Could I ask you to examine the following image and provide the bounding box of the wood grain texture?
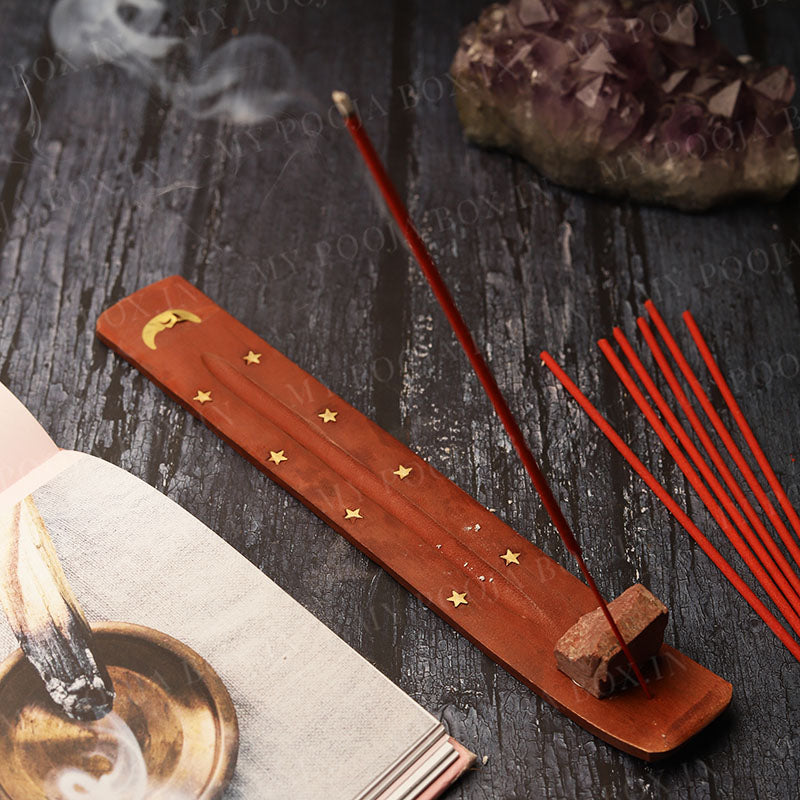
[1,0,799,797]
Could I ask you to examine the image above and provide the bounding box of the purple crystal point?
[580,41,616,74]
[752,67,793,103]
[662,69,689,94]
[518,0,556,27]
[451,0,799,211]
[708,80,742,119]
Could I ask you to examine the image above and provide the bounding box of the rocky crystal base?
[451,0,799,211]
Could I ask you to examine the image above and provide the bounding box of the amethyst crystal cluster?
[451,0,799,210]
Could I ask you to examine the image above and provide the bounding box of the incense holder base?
[0,622,238,800]
[555,584,669,699]
[96,276,733,761]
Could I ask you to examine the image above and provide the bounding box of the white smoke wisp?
[48,0,302,126]
[174,34,299,125]
[49,0,179,68]
[48,712,193,800]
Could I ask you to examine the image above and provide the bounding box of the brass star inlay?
[268,450,288,465]
[446,591,468,608]
[243,350,262,365]
[318,408,338,423]
[393,464,412,480]
[500,549,521,566]
[344,508,363,520]
[193,390,212,404]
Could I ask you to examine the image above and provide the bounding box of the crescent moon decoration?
[141,309,202,350]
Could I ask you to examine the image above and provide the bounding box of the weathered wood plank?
[0,0,798,798]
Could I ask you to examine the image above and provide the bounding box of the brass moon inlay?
[141,309,202,350]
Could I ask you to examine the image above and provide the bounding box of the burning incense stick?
[684,310,800,560]
[540,351,800,664]
[333,89,652,697]
[599,337,800,637]
[645,302,800,576]
[0,497,114,720]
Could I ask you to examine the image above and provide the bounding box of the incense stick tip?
[332,90,355,117]
[613,328,632,348]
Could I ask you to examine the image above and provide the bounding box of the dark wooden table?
[2,2,799,798]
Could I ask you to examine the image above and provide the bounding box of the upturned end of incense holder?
[0,622,238,800]
[555,584,668,699]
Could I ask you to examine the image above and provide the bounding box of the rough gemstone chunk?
[451,0,799,211]
[554,584,668,698]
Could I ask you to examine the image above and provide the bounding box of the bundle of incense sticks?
[332,90,652,696]
[542,302,800,664]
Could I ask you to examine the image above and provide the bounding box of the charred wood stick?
[0,496,114,720]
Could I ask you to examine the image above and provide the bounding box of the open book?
[0,383,473,799]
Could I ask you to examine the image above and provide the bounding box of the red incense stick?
[684,310,800,556]
[645,302,800,575]
[540,350,800,664]
[636,318,800,601]
[332,90,652,697]
[612,328,800,614]
[599,338,800,637]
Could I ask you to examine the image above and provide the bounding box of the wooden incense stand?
[96,276,732,761]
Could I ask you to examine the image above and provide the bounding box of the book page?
[0,384,61,494]
[0,455,445,799]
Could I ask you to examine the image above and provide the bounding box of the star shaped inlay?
[446,591,468,608]
[318,408,338,423]
[500,549,521,566]
[268,450,288,465]
[193,390,212,404]
[393,464,412,480]
[243,350,262,365]
[344,508,363,520]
